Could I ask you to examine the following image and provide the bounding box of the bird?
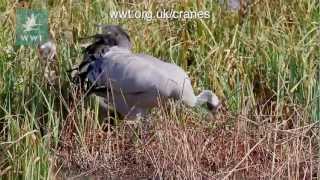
[72,25,221,119]
[38,39,58,86]
[38,40,57,61]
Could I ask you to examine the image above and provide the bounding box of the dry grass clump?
[52,104,319,179]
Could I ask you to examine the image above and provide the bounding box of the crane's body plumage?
[80,46,200,118]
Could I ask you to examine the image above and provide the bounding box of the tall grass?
[0,0,319,179]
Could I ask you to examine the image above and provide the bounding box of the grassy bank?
[0,0,319,179]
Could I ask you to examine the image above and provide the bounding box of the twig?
[222,136,266,180]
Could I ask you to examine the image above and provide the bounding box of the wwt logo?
[16,9,48,46]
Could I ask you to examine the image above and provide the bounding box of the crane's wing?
[79,48,169,97]
[77,46,192,100]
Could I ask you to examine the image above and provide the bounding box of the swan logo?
[22,14,41,32]
[16,9,48,46]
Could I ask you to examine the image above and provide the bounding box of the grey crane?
[73,25,221,119]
